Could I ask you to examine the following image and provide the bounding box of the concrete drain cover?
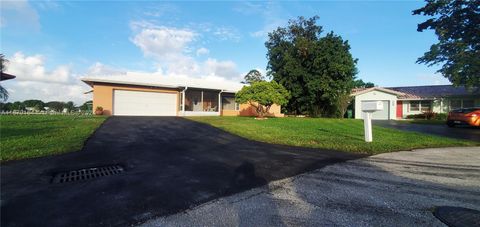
[433,206,480,227]
[52,165,124,183]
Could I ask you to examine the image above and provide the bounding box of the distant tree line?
[0,100,92,112]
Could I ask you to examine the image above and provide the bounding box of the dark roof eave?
[0,72,16,81]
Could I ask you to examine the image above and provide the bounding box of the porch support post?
[182,87,187,116]
[218,90,223,115]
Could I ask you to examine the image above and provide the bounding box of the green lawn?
[1,115,107,162]
[188,116,478,154]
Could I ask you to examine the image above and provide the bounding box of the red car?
[447,107,480,127]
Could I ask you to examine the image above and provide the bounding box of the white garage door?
[362,100,390,120]
[113,90,177,116]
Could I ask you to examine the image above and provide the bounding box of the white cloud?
[7,81,89,105]
[6,52,72,84]
[132,26,197,61]
[233,2,263,15]
[213,27,241,42]
[33,1,61,11]
[130,22,242,81]
[0,0,40,31]
[196,47,209,56]
[142,3,179,17]
[203,58,239,80]
[3,52,96,105]
[87,62,127,76]
[250,17,285,39]
[236,1,287,39]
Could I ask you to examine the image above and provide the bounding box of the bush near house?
[406,111,447,121]
[235,81,290,118]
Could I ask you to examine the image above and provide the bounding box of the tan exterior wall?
[221,109,240,116]
[92,83,179,116]
[221,103,284,117]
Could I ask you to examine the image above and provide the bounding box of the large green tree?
[235,81,290,118]
[242,69,265,84]
[413,0,480,88]
[353,79,375,88]
[80,101,93,111]
[46,101,65,112]
[266,16,357,117]
[23,99,45,111]
[10,101,25,111]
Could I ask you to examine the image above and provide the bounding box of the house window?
[222,95,239,110]
[450,100,461,110]
[185,90,202,111]
[420,100,432,112]
[463,99,474,108]
[202,91,218,112]
[184,90,219,112]
[410,101,419,111]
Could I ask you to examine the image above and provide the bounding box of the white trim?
[200,91,204,110]
[180,111,220,116]
[181,87,187,114]
[351,87,406,97]
[218,90,224,114]
[81,76,244,92]
[82,78,180,89]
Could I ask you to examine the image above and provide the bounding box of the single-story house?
[81,75,283,117]
[351,85,480,120]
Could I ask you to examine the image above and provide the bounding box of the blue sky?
[1,0,450,104]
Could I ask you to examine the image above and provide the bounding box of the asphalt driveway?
[374,120,480,142]
[142,146,480,226]
[1,117,363,227]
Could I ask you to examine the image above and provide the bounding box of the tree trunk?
[256,105,265,118]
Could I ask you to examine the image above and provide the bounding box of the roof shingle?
[388,85,479,99]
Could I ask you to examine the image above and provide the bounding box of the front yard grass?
[188,117,478,154]
[0,115,107,162]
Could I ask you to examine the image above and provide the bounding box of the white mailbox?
[361,101,384,143]
[362,101,384,112]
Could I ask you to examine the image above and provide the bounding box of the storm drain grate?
[52,165,124,183]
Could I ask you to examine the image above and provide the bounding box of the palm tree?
[0,54,9,102]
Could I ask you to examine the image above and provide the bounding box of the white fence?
[0,111,93,115]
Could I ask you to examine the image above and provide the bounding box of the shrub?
[406,113,425,119]
[423,111,436,120]
[406,111,446,120]
[235,81,290,118]
[434,113,448,121]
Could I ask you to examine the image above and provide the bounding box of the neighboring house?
[81,75,283,117]
[351,85,480,120]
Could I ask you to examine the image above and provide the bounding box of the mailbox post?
[361,101,384,142]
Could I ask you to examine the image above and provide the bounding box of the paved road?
[142,147,480,227]
[374,120,480,142]
[1,117,363,227]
